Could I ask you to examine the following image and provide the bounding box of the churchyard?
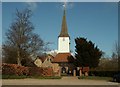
[1,2,119,86]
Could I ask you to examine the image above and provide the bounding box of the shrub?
[28,67,43,76]
[2,63,53,77]
[2,63,29,76]
[17,66,29,75]
[42,68,53,76]
[28,67,53,76]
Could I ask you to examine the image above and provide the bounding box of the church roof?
[36,56,46,63]
[36,55,54,63]
[59,9,69,37]
[52,53,74,63]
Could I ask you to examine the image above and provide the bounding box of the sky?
[2,2,118,57]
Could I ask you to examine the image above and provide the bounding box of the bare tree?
[3,9,45,66]
[113,41,119,57]
[113,41,120,71]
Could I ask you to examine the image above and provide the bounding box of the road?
[2,76,119,86]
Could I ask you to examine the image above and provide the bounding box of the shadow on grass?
[108,79,120,83]
[78,76,113,81]
[78,76,120,83]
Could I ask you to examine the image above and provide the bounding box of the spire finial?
[63,2,66,17]
[63,2,66,11]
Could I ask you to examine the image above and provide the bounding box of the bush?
[2,63,53,77]
[28,67,53,76]
[2,63,29,76]
[42,68,53,76]
[28,67,43,76]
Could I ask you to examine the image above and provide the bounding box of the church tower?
[58,8,70,53]
[53,6,74,74]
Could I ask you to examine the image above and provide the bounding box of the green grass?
[0,75,2,79]
[78,76,112,81]
[2,75,61,79]
[30,76,62,79]
[2,75,29,79]
[61,73,68,76]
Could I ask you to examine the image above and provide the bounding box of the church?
[33,7,89,76]
[52,8,75,75]
[34,6,75,75]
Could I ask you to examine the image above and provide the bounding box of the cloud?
[25,2,37,11]
[46,50,58,57]
[67,2,74,9]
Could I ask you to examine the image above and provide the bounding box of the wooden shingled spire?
[59,8,69,37]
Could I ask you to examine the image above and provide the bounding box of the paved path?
[62,76,78,80]
[2,76,119,85]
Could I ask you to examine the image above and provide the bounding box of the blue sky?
[2,2,118,57]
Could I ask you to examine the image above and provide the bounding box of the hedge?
[89,71,118,77]
[28,67,53,76]
[2,63,29,76]
[2,63,53,76]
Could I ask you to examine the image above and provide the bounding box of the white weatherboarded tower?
[58,9,70,53]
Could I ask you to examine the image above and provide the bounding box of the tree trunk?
[17,47,21,66]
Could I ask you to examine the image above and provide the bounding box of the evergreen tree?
[74,37,102,68]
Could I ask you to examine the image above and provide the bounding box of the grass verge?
[30,76,61,79]
[2,75,61,79]
[2,75,28,79]
[78,76,112,81]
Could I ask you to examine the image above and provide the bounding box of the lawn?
[78,76,112,81]
[2,75,28,79]
[2,75,61,79]
[0,74,1,79]
[30,76,62,79]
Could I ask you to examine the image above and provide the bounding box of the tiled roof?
[36,55,54,63]
[36,56,47,63]
[40,57,47,62]
[52,53,74,63]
